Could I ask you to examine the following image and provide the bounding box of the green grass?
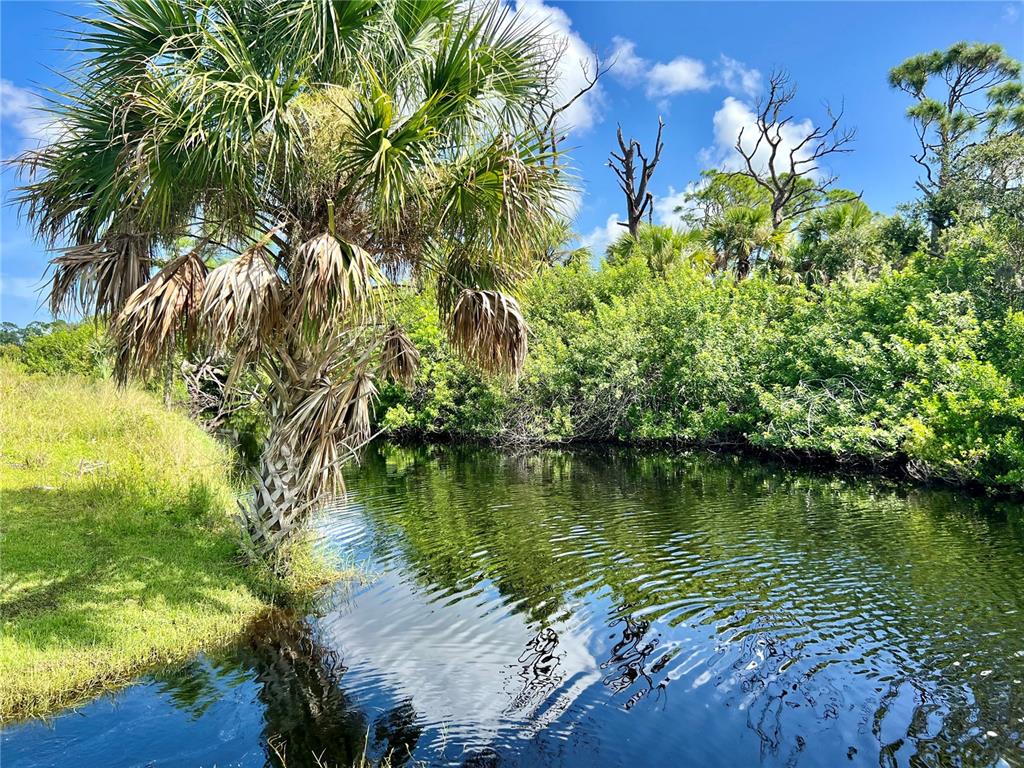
[0,363,338,722]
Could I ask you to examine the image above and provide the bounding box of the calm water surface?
[5,444,1024,767]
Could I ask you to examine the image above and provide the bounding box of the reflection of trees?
[350,442,1024,763]
[505,627,566,714]
[165,614,423,768]
[235,614,369,768]
[371,699,423,767]
[600,606,669,711]
[150,658,252,720]
[150,613,374,768]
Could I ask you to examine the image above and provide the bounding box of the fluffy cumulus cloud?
[512,0,605,133]
[1,79,62,149]
[579,212,623,256]
[646,56,712,98]
[653,184,701,226]
[700,96,816,175]
[609,36,647,85]
[606,41,762,102]
[717,56,763,98]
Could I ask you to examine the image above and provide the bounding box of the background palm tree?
[704,206,785,279]
[791,198,882,284]
[15,0,571,560]
[606,224,708,276]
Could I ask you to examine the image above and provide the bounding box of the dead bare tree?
[545,58,611,158]
[528,39,611,161]
[608,118,665,236]
[734,70,858,231]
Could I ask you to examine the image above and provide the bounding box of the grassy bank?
[0,363,332,722]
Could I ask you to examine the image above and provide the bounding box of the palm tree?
[792,199,881,284]
[703,206,785,279]
[606,223,706,276]
[15,0,570,560]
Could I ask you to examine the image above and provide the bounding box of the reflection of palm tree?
[372,700,423,767]
[149,657,254,721]
[235,614,368,768]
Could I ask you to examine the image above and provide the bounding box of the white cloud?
[513,0,605,133]
[1004,4,1020,23]
[579,212,623,256]
[1,80,62,149]
[646,56,712,98]
[718,55,763,98]
[602,42,761,104]
[653,184,699,226]
[700,96,817,176]
[0,274,42,303]
[319,566,601,745]
[609,36,647,84]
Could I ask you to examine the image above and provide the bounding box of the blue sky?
[1,0,1022,325]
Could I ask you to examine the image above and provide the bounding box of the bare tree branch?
[534,54,612,161]
[732,70,858,230]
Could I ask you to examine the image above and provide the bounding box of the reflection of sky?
[2,664,268,768]
[317,504,604,762]
[6,466,1024,768]
[310,495,932,768]
[319,569,601,757]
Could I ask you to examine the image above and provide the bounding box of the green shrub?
[376,222,1024,493]
[19,322,112,378]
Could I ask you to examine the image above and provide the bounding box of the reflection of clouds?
[317,569,600,754]
[324,447,1024,766]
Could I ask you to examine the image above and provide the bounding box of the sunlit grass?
[0,362,349,721]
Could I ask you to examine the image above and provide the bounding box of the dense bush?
[376,221,1024,492]
[6,321,112,378]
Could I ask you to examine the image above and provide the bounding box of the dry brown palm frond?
[292,232,384,325]
[279,370,378,499]
[48,233,152,318]
[449,289,528,377]
[380,324,419,387]
[112,247,208,382]
[202,246,284,351]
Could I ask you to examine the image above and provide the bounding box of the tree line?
[7,2,1024,573]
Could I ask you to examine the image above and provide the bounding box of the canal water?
[5,444,1024,767]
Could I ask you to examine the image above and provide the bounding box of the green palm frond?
[16,0,572,557]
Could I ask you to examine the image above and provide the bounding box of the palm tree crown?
[16,0,572,556]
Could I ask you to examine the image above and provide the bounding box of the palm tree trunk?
[239,393,305,563]
[737,250,751,280]
[240,449,304,562]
